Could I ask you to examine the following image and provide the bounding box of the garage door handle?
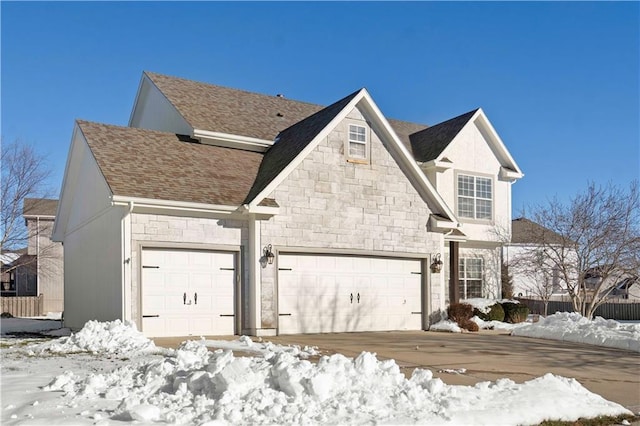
[142,315,159,318]
[279,313,292,316]
[194,292,197,305]
[183,292,186,304]
[357,293,360,303]
[350,293,353,304]
[220,314,235,317]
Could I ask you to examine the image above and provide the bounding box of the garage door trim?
[275,248,430,334]
[137,242,242,336]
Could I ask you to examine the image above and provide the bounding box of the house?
[52,72,522,337]
[503,217,570,299]
[584,267,639,302]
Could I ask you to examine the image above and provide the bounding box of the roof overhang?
[499,166,524,182]
[192,129,274,153]
[419,159,453,172]
[111,195,279,219]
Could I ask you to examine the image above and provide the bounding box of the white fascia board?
[420,159,453,172]
[499,166,524,181]
[52,124,83,242]
[192,129,274,153]
[248,90,367,208]
[111,195,238,215]
[429,215,458,231]
[359,90,459,224]
[474,109,524,176]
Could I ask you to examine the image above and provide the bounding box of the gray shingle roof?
[244,90,361,203]
[511,218,566,245]
[77,121,265,206]
[23,198,58,217]
[409,109,479,162]
[144,72,427,147]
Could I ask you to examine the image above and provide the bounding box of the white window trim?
[455,172,494,222]
[346,123,369,163]
[459,257,484,299]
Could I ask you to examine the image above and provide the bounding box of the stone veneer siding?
[259,106,442,328]
[130,213,248,329]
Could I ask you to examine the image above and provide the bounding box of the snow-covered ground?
[511,312,640,353]
[1,319,634,425]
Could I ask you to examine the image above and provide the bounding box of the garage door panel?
[278,254,422,334]
[141,249,236,337]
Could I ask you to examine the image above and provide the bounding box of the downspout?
[36,216,40,298]
[122,202,134,323]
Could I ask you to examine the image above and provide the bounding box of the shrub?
[459,319,479,332]
[0,312,13,318]
[448,303,473,324]
[501,302,529,323]
[473,303,505,322]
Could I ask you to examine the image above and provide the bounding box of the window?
[459,258,483,299]
[348,124,367,160]
[458,174,492,220]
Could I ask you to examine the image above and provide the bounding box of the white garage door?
[141,248,236,337]
[278,254,422,334]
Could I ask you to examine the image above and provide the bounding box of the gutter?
[192,129,274,152]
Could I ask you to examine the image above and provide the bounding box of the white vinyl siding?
[348,124,367,160]
[458,174,492,220]
[459,257,483,299]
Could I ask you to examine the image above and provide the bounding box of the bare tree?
[509,247,557,316]
[525,181,640,319]
[1,140,53,272]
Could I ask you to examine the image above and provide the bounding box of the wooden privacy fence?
[517,298,640,321]
[1,295,43,317]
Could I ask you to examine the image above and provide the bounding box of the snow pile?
[0,318,63,335]
[511,312,640,352]
[43,343,631,425]
[463,298,518,314]
[32,320,159,355]
[202,335,319,359]
[429,319,462,332]
[471,316,530,331]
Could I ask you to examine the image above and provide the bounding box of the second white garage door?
[141,248,236,337]
[278,254,422,334]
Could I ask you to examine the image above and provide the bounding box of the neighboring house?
[503,217,571,299]
[1,199,64,313]
[584,267,639,302]
[52,72,522,337]
[1,251,33,296]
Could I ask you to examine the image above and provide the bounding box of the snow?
[511,312,640,352]
[428,319,462,332]
[462,298,519,313]
[471,316,529,331]
[0,317,64,335]
[0,319,635,425]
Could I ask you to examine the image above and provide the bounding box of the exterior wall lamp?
[263,244,275,265]
[430,253,443,273]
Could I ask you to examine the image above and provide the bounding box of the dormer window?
[348,124,368,161]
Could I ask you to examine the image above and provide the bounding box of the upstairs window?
[458,174,492,220]
[348,124,367,160]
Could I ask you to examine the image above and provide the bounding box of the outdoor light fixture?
[263,244,275,265]
[430,253,443,273]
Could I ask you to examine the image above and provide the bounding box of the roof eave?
[192,129,274,153]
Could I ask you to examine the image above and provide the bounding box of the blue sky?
[2,1,638,215]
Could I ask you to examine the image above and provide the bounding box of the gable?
[243,89,457,224]
[262,104,437,252]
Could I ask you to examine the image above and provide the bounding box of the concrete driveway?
[154,330,640,413]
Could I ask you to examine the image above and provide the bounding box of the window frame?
[459,257,484,299]
[456,172,494,222]
[346,123,370,164]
